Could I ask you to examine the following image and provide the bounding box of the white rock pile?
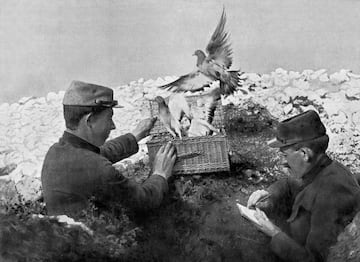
[1,68,360,203]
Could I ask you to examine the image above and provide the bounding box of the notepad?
[236,203,261,226]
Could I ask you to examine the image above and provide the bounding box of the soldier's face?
[90,108,116,146]
[280,145,306,178]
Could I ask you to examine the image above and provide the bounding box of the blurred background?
[1,0,360,103]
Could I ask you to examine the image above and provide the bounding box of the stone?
[319,73,330,82]
[330,70,350,84]
[18,96,34,104]
[284,86,303,99]
[332,111,348,124]
[15,175,42,202]
[0,179,19,206]
[345,88,360,100]
[283,103,293,114]
[293,79,310,89]
[57,90,65,99]
[315,88,328,98]
[46,91,58,102]
[289,71,301,79]
[273,68,290,87]
[310,69,327,80]
[348,72,360,79]
[351,111,360,126]
[301,69,314,80]
[245,73,261,83]
[143,79,155,86]
[0,163,17,177]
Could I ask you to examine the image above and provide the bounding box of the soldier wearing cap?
[246,110,360,262]
[41,80,177,217]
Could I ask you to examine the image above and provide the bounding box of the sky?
[1,0,360,103]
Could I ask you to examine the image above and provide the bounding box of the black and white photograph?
[1,0,360,261]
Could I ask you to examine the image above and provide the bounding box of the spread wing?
[205,8,233,69]
[158,71,213,93]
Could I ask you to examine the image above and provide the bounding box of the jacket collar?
[61,131,100,154]
[287,153,332,223]
[301,153,332,187]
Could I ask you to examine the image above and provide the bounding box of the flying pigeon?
[158,8,241,96]
[196,85,222,124]
[154,96,182,139]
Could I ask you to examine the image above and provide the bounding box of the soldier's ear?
[84,112,94,128]
[300,147,314,162]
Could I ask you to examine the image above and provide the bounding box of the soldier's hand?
[152,142,177,180]
[247,189,270,209]
[132,117,157,142]
[254,208,281,237]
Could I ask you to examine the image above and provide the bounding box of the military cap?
[267,110,327,148]
[62,80,122,108]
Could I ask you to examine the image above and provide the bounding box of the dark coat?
[266,154,360,262]
[41,131,168,217]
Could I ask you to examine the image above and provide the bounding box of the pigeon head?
[193,50,206,66]
[154,96,166,105]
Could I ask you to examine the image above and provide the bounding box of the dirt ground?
[121,104,285,262]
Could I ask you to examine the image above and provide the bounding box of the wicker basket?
[148,95,225,136]
[147,134,230,174]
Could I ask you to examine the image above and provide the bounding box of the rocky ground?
[1,68,360,261]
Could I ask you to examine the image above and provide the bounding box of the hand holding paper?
[236,203,281,237]
[236,203,262,226]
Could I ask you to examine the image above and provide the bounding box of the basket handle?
[176,151,203,161]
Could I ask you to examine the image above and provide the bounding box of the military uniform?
[266,154,360,262]
[41,80,170,217]
[41,131,168,216]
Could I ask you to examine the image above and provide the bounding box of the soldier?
[41,80,177,217]
[247,110,360,262]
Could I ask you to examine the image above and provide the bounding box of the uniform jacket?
[266,154,360,262]
[41,131,168,217]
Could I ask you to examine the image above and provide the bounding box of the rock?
[0,164,17,177]
[283,103,293,114]
[332,111,348,124]
[245,73,261,83]
[273,68,290,86]
[315,88,328,98]
[348,72,360,79]
[274,92,291,104]
[310,69,327,80]
[15,176,42,202]
[293,79,310,90]
[46,92,58,102]
[301,69,314,80]
[289,71,301,79]
[284,86,303,99]
[0,179,19,207]
[351,111,360,126]
[18,96,34,104]
[260,74,273,88]
[330,70,350,84]
[319,73,330,82]
[345,88,360,100]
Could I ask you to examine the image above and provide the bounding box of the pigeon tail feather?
[220,70,240,96]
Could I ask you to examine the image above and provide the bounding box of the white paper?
[236,203,261,226]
